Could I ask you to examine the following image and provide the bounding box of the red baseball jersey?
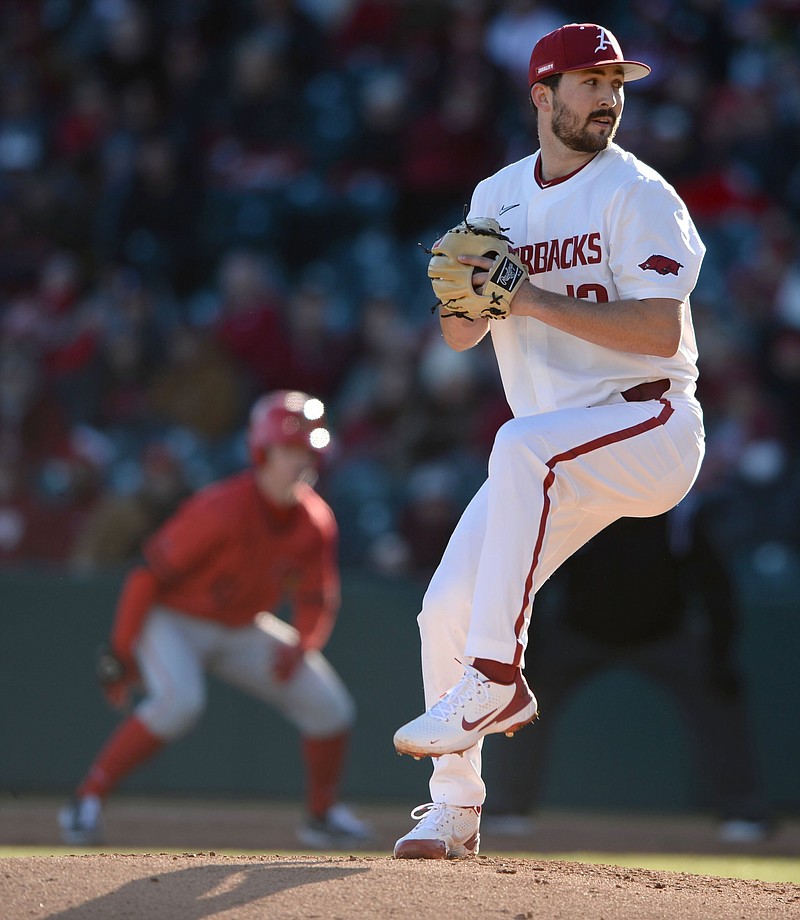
[143,471,339,641]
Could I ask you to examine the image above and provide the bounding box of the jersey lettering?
[566,283,609,302]
[514,232,602,275]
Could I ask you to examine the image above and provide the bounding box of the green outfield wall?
[1,565,798,813]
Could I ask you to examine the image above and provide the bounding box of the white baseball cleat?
[393,664,537,757]
[58,794,104,846]
[394,803,481,859]
[717,818,773,844]
[296,803,373,850]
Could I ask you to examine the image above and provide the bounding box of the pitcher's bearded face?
[551,93,620,152]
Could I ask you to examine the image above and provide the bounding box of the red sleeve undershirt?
[293,594,337,652]
[110,565,160,665]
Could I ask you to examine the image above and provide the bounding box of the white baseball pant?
[134,608,355,740]
[416,396,705,806]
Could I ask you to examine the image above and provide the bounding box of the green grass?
[529,852,800,884]
[1,847,798,884]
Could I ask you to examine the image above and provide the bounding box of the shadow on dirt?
[43,859,368,919]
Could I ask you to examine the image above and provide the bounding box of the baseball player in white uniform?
[392,23,706,858]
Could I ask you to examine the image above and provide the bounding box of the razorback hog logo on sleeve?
[638,254,684,276]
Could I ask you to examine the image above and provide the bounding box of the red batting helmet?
[247,390,331,466]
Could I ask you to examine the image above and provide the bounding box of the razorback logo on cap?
[594,27,613,53]
[638,254,684,276]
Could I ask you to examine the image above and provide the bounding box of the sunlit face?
[260,442,317,502]
[548,67,625,153]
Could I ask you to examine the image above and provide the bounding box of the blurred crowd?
[1,0,799,579]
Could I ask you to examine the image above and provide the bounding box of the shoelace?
[409,803,477,826]
[428,666,490,723]
[409,802,440,822]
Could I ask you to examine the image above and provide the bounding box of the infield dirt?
[1,798,798,919]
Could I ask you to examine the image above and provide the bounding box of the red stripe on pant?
[511,399,675,666]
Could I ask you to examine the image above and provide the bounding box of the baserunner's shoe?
[394,803,481,859]
[58,794,104,846]
[296,803,373,850]
[393,664,537,757]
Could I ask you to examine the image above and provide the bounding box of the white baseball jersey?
[469,142,705,416]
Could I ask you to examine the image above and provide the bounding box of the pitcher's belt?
[621,379,670,402]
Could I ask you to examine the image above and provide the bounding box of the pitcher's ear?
[530,82,551,112]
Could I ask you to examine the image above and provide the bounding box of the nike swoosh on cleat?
[463,691,535,734]
[499,203,520,215]
[461,709,499,732]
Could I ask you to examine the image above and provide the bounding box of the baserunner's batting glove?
[96,644,136,710]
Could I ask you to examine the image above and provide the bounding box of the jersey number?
[566,283,609,302]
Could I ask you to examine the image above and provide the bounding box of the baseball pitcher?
[392,23,706,859]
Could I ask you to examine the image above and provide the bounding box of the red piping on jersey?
[511,398,675,666]
[534,153,597,189]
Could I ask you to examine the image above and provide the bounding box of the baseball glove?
[95,645,125,685]
[96,644,137,710]
[427,216,527,320]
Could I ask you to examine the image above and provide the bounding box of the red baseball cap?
[528,23,651,86]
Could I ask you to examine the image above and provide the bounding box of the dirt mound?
[3,853,798,920]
